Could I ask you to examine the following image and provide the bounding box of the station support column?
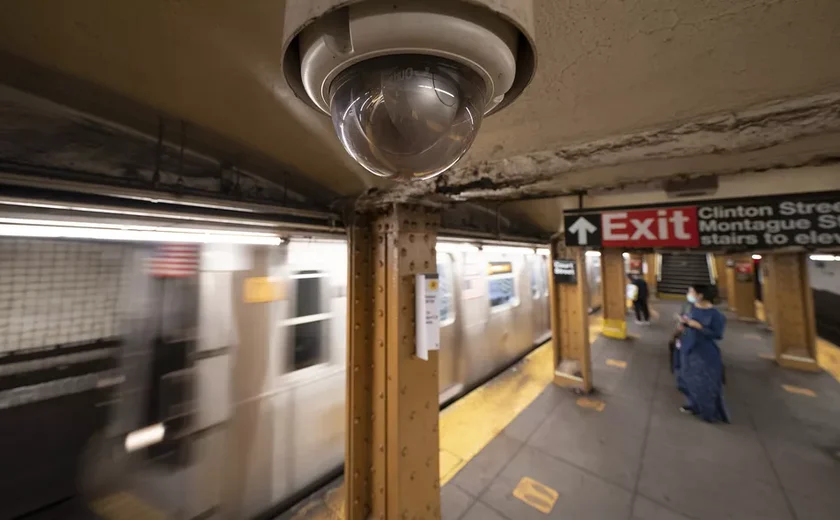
[548,239,592,392]
[763,253,820,372]
[726,254,757,320]
[643,253,658,296]
[345,205,441,520]
[759,258,775,328]
[713,255,729,300]
[600,249,628,339]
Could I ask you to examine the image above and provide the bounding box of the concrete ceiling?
[1,0,840,232]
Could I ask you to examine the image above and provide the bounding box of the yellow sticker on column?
[513,477,559,514]
[244,277,280,303]
[428,279,439,291]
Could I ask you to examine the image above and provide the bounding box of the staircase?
[658,252,713,296]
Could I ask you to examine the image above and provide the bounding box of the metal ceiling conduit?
[0,172,336,221]
[0,183,549,247]
[0,182,343,239]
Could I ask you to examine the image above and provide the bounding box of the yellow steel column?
[600,249,628,339]
[643,253,657,296]
[766,252,820,372]
[729,254,757,320]
[713,255,729,301]
[724,256,737,310]
[548,239,592,392]
[760,256,776,327]
[345,205,441,520]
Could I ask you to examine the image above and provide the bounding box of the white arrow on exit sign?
[568,217,598,245]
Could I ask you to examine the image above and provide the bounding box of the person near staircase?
[627,273,650,325]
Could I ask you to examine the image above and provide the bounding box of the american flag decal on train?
[147,244,199,277]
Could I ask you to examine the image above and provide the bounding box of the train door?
[81,245,199,517]
[485,254,522,365]
[437,253,459,400]
[529,254,550,343]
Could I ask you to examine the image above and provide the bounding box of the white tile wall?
[0,239,131,353]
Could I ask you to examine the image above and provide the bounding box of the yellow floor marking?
[782,384,817,397]
[758,353,776,360]
[439,449,463,482]
[744,333,763,341]
[512,476,559,514]
[90,492,168,520]
[606,359,627,369]
[576,397,606,412]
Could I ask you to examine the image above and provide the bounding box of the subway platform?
[287,300,840,520]
[440,300,840,520]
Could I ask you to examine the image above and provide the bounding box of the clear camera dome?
[329,55,487,181]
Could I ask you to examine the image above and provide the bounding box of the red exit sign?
[602,206,700,247]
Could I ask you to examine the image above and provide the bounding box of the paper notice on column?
[415,273,441,361]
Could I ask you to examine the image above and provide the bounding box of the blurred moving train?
[0,235,602,519]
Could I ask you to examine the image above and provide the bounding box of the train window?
[436,254,454,323]
[287,270,330,372]
[488,261,517,308]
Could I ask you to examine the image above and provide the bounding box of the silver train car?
[76,238,602,519]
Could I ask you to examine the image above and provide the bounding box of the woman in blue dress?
[677,284,730,423]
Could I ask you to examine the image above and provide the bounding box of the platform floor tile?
[479,445,634,520]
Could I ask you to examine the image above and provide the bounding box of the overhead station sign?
[564,191,840,250]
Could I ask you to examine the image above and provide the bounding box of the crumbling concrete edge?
[358,91,840,206]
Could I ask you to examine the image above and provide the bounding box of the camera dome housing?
[281,0,537,182]
[330,55,487,180]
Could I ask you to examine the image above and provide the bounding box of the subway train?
[0,236,601,519]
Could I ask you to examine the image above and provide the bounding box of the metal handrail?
[656,253,663,282]
[705,253,716,284]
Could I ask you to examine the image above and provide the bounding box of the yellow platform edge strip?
[439,316,603,485]
[90,492,168,520]
[817,338,840,383]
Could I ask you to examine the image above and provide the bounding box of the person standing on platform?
[678,284,730,423]
[671,299,693,402]
[627,273,650,325]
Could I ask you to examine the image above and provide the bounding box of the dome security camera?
[281,0,537,182]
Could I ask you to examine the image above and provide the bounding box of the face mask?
[687,294,697,304]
